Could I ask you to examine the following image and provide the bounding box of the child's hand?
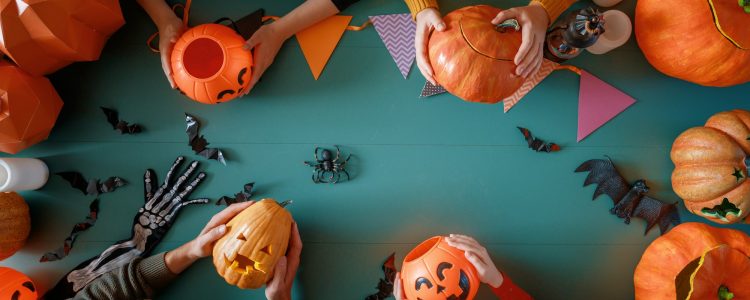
[393,272,405,300]
[265,222,303,300]
[492,3,550,78]
[157,15,186,89]
[446,234,505,288]
[243,23,290,96]
[414,8,446,85]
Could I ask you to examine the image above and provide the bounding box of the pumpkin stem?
[278,200,293,207]
[741,0,750,12]
[719,286,735,300]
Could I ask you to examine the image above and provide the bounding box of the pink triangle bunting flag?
[370,14,416,79]
[577,70,636,142]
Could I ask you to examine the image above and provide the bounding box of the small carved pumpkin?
[400,236,480,300]
[212,199,292,289]
[428,5,524,103]
[671,109,750,224]
[634,222,750,299]
[171,24,253,104]
[0,192,31,261]
[0,267,37,300]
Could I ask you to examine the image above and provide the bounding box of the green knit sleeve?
[73,252,178,300]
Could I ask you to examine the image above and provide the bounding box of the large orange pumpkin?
[171,24,253,104]
[0,60,64,154]
[671,109,750,224]
[0,267,37,300]
[635,0,750,87]
[0,0,124,75]
[0,192,30,260]
[400,236,480,300]
[212,199,292,289]
[428,5,524,103]
[634,222,750,300]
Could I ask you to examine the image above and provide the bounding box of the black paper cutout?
[518,127,560,152]
[101,107,142,134]
[40,199,99,262]
[235,8,265,39]
[366,253,397,300]
[57,172,127,196]
[185,113,226,165]
[575,156,681,235]
[217,182,255,206]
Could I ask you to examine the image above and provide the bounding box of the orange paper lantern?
[0,267,37,300]
[171,24,253,104]
[428,5,524,103]
[0,60,63,154]
[635,0,750,87]
[400,236,480,300]
[0,0,124,75]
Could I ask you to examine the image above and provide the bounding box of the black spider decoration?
[304,146,351,184]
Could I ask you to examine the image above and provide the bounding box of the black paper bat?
[518,127,560,152]
[217,182,255,206]
[57,172,127,196]
[40,199,99,262]
[185,113,226,165]
[365,253,397,300]
[236,8,265,39]
[101,107,142,134]
[575,157,680,235]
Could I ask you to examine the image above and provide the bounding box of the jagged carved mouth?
[458,18,515,62]
[224,254,265,275]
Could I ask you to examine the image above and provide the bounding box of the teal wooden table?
[2,0,749,299]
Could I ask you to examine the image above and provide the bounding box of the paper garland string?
[370,14,416,79]
[40,199,99,262]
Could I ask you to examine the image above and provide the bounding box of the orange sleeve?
[530,0,577,23]
[404,0,439,18]
[491,273,534,300]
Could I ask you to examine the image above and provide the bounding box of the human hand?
[157,14,186,89]
[187,201,257,259]
[265,222,303,300]
[393,272,405,300]
[242,23,290,95]
[492,3,550,78]
[414,8,446,85]
[446,234,504,288]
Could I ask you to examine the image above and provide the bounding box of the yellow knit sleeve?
[404,0,439,18]
[530,0,577,23]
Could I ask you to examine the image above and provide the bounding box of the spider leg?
[314,147,321,161]
[332,171,340,184]
[333,145,342,162]
[318,170,330,183]
[312,168,321,183]
[343,170,350,181]
[345,154,351,162]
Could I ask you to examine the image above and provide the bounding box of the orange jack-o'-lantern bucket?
[400,236,480,300]
[0,267,37,300]
[171,23,253,104]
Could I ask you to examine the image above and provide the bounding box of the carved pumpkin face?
[671,109,750,224]
[171,23,253,104]
[0,267,37,300]
[401,236,479,300]
[212,199,292,289]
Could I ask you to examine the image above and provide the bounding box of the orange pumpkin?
[171,24,253,104]
[0,0,124,75]
[400,236,480,300]
[634,222,750,299]
[0,267,37,300]
[212,199,292,289]
[428,5,524,103]
[671,109,750,224]
[635,0,750,87]
[0,60,64,154]
[0,192,30,261]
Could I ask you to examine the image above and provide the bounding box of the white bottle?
[0,158,49,192]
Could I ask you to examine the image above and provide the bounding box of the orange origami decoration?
[0,0,124,75]
[0,60,63,154]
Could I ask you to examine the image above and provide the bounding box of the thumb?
[492,9,517,25]
[272,256,288,284]
[434,20,446,32]
[244,31,262,50]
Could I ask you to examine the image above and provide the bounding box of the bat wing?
[57,172,90,195]
[633,196,680,235]
[575,158,630,204]
[100,107,119,129]
[518,127,561,153]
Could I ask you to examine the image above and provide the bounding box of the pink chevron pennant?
[370,14,416,79]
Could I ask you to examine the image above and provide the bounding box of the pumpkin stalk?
[279,200,293,208]
[741,0,750,12]
[719,286,734,300]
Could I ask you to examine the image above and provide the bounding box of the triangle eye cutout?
[237,232,247,241]
[260,245,272,255]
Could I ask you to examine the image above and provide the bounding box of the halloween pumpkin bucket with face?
[0,267,37,300]
[212,199,292,289]
[428,5,524,104]
[171,23,253,104]
[401,236,480,300]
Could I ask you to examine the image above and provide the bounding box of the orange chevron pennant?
[503,59,559,112]
[296,15,353,80]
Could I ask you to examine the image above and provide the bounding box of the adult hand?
[414,8,445,85]
[492,3,550,78]
[158,15,186,89]
[393,272,405,300]
[446,234,504,288]
[265,222,303,300]
[243,23,290,95]
[187,201,257,259]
